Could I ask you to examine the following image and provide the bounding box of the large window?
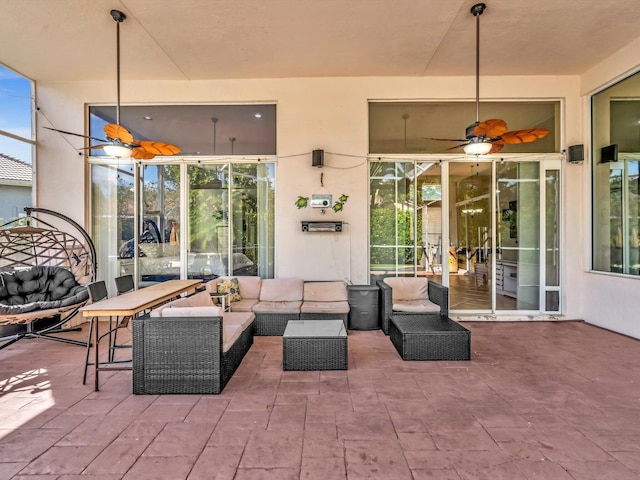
[0,64,34,224]
[369,101,558,155]
[90,104,276,290]
[592,72,640,276]
[89,104,276,157]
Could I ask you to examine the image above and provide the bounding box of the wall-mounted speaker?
[312,149,324,168]
[600,144,618,163]
[567,144,584,163]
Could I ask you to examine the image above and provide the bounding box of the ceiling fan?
[45,10,181,160]
[425,3,550,155]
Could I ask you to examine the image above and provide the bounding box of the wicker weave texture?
[133,316,253,394]
[298,312,348,329]
[222,320,254,385]
[283,336,347,370]
[389,314,470,361]
[254,313,298,336]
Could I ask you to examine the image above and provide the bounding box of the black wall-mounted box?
[312,149,324,167]
[301,221,343,232]
[567,144,584,163]
[601,144,618,163]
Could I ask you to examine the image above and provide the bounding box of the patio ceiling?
[1,0,640,82]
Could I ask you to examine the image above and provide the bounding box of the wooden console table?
[80,279,202,391]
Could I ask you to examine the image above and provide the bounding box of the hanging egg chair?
[0,207,96,349]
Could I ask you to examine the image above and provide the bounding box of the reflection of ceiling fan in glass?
[425,3,550,155]
[45,10,181,160]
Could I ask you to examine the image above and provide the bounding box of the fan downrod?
[470,3,486,16]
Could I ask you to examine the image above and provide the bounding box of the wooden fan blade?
[442,143,468,152]
[131,147,155,160]
[501,128,550,144]
[489,140,505,154]
[136,140,182,156]
[79,144,112,150]
[423,136,468,142]
[44,127,107,143]
[474,119,508,138]
[104,123,134,144]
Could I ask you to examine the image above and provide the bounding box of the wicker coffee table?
[389,314,470,361]
[283,320,348,371]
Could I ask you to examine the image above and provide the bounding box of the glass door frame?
[444,156,562,315]
[446,159,493,313]
[368,154,563,315]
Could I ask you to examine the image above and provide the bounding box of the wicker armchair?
[376,277,449,334]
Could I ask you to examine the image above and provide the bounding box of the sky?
[0,64,33,164]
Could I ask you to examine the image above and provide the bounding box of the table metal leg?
[94,315,100,391]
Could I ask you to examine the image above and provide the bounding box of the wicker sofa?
[132,291,255,394]
[204,277,350,336]
[376,277,449,334]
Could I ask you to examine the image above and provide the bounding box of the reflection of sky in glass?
[0,65,33,163]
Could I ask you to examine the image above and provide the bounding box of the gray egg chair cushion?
[0,266,89,315]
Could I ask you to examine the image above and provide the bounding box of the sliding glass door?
[369,161,442,280]
[449,161,492,310]
[495,161,540,310]
[369,157,561,314]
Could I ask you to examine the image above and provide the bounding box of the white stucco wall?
[579,37,640,339]
[35,75,585,318]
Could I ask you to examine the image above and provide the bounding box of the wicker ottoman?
[283,320,348,371]
[389,314,470,361]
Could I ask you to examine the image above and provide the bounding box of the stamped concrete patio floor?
[1,320,640,479]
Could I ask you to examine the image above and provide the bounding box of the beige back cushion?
[204,278,222,294]
[384,277,429,301]
[236,276,262,299]
[150,305,223,317]
[151,290,213,316]
[170,291,214,308]
[161,306,223,317]
[259,278,304,301]
[303,281,348,302]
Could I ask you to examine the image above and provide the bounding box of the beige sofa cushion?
[231,298,259,312]
[300,300,350,314]
[204,277,223,293]
[392,299,440,313]
[259,278,304,302]
[171,290,214,308]
[223,324,242,352]
[150,291,215,316]
[150,305,223,318]
[223,311,255,330]
[303,281,348,302]
[384,277,429,301]
[236,276,262,300]
[253,300,302,314]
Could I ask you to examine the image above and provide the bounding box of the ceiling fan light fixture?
[103,144,133,158]
[463,139,492,156]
